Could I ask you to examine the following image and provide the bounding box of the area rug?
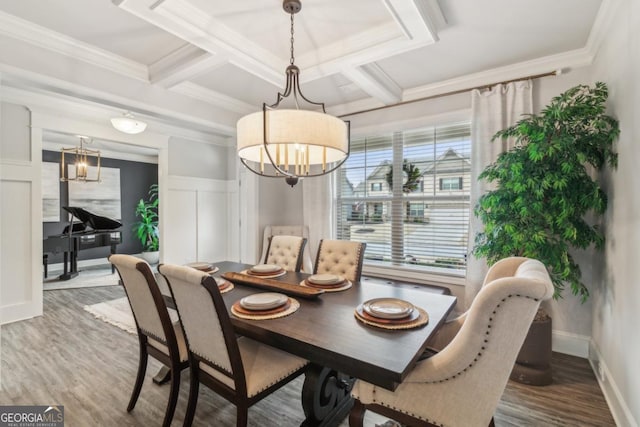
[44,265,120,291]
[84,297,136,334]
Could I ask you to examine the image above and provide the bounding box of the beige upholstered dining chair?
[313,239,366,282]
[260,225,313,272]
[109,254,188,427]
[349,257,554,427]
[263,235,307,272]
[158,263,309,427]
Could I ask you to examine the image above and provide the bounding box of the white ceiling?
[0,0,604,137]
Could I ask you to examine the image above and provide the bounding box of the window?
[440,177,463,190]
[336,122,471,274]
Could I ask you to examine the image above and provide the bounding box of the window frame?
[336,114,471,280]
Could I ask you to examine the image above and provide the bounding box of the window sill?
[362,263,466,288]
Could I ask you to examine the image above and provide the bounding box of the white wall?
[163,137,238,266]
[588,0,640,424]
[168,137,231,180]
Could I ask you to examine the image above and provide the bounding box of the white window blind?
[336,122,471,274]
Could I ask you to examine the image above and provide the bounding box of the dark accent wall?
[42,150,158,263]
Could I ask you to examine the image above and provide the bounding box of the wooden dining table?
[204,261,458,427]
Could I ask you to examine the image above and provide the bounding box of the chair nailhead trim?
[371,396,444,427]
[426,294,537,385]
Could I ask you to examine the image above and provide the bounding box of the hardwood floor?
[0,286,615,426]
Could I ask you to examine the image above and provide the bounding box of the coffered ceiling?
[0,0,605,137]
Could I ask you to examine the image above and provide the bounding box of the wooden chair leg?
[183,363,200,427]
[127,343,149,412]
[162,367,180,427]
[236,405,248,427]
[349,399,366,427]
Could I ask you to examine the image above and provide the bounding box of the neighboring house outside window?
[336,123,471,274]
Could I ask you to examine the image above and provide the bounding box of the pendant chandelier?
[60,136,101,183]
[236,0,350,187]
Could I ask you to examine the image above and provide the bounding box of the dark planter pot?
[510,310,552,385]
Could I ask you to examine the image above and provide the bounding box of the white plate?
[186,262,214,271]
[250,264,282,273]
[240,292,288,310]
[308,274,342,285]
[363,298,414,319]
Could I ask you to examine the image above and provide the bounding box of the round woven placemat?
[299,279,352,292]
[218,281,234,294]
[240,269,287,279]
[354,306,429,330]
[231,298,300,320]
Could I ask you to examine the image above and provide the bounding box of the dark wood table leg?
[152,366,171,385]
[301,364,355,427]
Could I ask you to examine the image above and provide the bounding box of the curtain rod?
[338,70,561,118]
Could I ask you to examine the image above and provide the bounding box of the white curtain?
[466,80,533,308]
[302,173,336,265]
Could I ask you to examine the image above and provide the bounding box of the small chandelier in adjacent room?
[111,111,147,134]
[236,0,350,187]
[60,136,101,182]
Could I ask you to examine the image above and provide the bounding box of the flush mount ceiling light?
[60,136,101,183]
[111,111,147,134]
[236,0,350,187]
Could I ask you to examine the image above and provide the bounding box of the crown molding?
[403,47,594,101]
[585,0,620,58]
[0,67,236,138]
[0,10,148,82]
[170,81,254,116]
[327,46,595,117]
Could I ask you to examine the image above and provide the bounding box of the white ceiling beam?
[381,0,443,42]
[149,44,227,88]
[0,9,148,82]
[341,64,402,105]
[170,82,255,116]
[115,0,284,87]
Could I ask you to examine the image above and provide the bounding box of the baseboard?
[589,340,639,427]
[552,330,589,358]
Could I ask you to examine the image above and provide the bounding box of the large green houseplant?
[474,82,618,302]
[473,82,618,385]
[134,183,159,263]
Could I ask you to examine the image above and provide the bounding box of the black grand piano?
[43,207,122,280]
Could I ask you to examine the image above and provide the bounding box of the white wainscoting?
[163,175,237,265]
[0,119,43,324]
